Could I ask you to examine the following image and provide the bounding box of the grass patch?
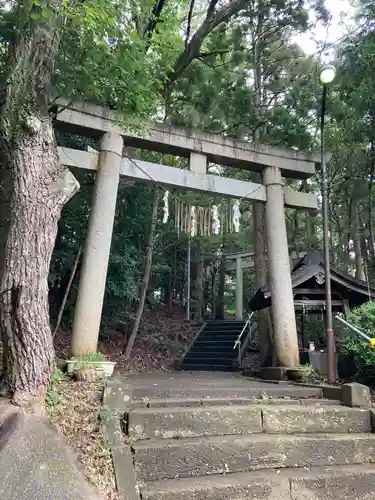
[46,368,66,416]
[71,352,107,369]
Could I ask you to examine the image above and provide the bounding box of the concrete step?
[184,352,237,360]
[188,344,234,353]
[140,464,375,500]
[200,329,243,334]
[205,321,246,327]
[128,405,372,441]
[182,359,236,366]
[261,405,372,434]
[180,364,234,372]
[131,397,340,409]
[131,386,323,400]
[128,405,262,440]
[194,340,234,345]
[132,433,375,481]
[198,334,239,340]
[182,357,234,365]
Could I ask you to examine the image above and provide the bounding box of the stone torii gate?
[55,100,319,368]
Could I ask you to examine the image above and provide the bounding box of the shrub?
[347,300,375,335]
[341,302,375,381]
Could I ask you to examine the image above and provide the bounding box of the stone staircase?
[180,320,246,371]
[125,397,375,499]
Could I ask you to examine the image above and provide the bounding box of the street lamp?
[319,64,336,384]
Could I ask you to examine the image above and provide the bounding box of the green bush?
[342,302,375,381]
[348,301,375,335]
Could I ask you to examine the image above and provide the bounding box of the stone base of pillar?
[259,367,288,381]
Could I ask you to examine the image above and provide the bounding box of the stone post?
[263,166,299,367]
[71,133,123,356]
[235,256,243,320]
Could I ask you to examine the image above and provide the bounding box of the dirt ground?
[54,306,198,374]
[49,379,118,500]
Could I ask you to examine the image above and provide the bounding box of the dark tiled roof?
[249,250,375,311]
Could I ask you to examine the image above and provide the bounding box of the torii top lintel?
[55,100,319,180]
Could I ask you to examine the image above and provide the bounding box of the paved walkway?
[0,402,100,500]
[107,372,322,411]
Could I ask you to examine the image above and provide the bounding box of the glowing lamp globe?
[319,65,336,85]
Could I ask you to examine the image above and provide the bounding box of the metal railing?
[335,314,375,348]
[233,312,255,365]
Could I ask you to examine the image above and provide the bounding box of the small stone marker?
[341,382,370,408]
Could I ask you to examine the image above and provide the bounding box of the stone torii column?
[263,166,299,367]
[71,132,123,356]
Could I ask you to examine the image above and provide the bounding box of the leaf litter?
[50,379,118,500]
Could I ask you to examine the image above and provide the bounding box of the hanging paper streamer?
[172,200,236,237]
[162,190,169,223]
[212,205,220,235]
[190,205,197,237]
[232,201,240,233]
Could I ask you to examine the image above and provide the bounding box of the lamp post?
[319,64,336,384]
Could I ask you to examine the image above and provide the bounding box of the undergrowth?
[46,368,66,416]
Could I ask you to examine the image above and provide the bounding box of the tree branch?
[206,0,220,19]
[167,0,248,87]
[143,0,167,48]
[185,0,196,49]
[198,49,230,58]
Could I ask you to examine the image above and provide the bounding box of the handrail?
[233,312,254,365]
[179,322,207,366]
[239,321,257,360]
[335,314,375,348]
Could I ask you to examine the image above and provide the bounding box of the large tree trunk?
[0,169,11,284]
[0,1,79,412]
[352,199,365,281]
[167,247,177,316]
[215,254,226,320]
[251,9,271,366]
[191,253,204,321]
[124,189,159,360]
[253,202,270,366]
[0,121,78,412]
[368,142,375,269]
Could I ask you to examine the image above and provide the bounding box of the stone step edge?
[141,464,375,497]
[129,402,348,416]
[132,432,375,451]
[130,397,339,409]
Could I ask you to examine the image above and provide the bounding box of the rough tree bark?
[0,1,79,412]
[368,142,375,267]
[0,169,11,283]
[167,247,177,316]
[124,189,159,360]
[352,199,365,281]
[191,254,204,321]
[252,8,271,366]
[253,202,271,365]
[215,254,226,320]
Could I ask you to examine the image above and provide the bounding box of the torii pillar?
[264,166,299,367]
[71,132,123,356]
